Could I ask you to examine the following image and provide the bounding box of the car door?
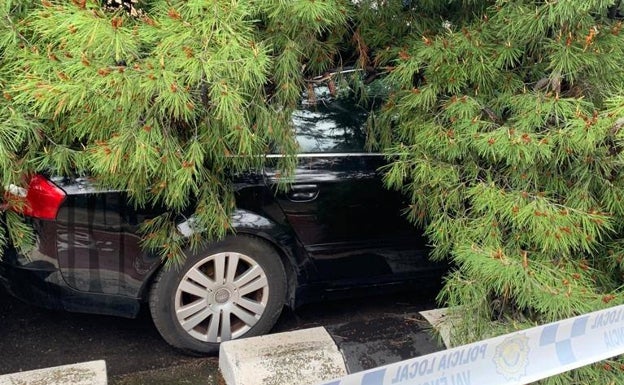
[266,90,433,286]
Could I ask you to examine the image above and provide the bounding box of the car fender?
[142,209,303,307]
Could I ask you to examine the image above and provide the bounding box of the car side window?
[293,85,370,154]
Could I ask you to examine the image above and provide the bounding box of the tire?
[149,236,287,355]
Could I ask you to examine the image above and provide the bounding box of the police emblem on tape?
[493,333,530,380]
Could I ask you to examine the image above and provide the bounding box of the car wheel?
[149,236,287,355]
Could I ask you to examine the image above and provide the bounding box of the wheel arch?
[211,208,302,308]
[140,209,301,308]
[233,231,299,309]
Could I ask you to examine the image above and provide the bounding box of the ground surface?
[0,285,440,384]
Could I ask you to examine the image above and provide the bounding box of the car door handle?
[287,184,319,202]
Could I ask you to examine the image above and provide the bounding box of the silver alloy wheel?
[174,252,270,343]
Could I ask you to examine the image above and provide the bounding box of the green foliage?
[363,0,624,383]
[0,0,348,262]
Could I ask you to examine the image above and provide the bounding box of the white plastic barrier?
[318,305,624,385]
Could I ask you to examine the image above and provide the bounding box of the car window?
[293,85,370,154]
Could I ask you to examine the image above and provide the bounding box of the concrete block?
[0,360,107,385]
[219,327,347,385]
[419,307,452,348]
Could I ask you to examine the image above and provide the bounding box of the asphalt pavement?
[0,285,441,384]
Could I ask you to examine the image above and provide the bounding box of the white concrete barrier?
[0,360,107,385]
[220,326,347,385]
[419,308,451,348]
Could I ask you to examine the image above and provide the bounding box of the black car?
[0,87,443,355]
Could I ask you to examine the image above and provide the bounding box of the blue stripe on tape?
[555,339,575,365]
[320,381,341,385]
[570,316,589,338]
[361,368,386,385]
[539,324,558,346]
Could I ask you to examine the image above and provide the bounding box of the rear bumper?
[0,253,66,311]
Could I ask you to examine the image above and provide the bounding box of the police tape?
[317,305,624,385]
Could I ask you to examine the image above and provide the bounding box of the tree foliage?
[0,0,348,260]
[363,0,624,382]
[3,0,624,382]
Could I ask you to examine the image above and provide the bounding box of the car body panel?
[53,190,162,297]
[266,154,433,286]
[0,241,142,317]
